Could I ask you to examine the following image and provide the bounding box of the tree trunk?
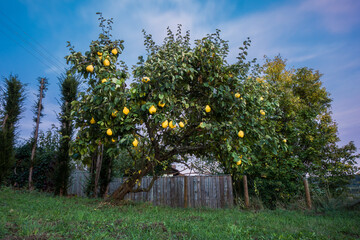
[243,175,250,208]
[1,114,8,130]
[93,144,103,198]
[109,162,154,201]
[29,78,45,190]
[103,157,112,198]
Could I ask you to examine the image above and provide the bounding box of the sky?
[0,0,359,163]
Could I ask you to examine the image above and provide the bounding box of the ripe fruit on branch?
[142,77,150,83]
[238,130,244,138]
[86,65,94,73]
[205,105,211,113]
[112,110,118,117]
[103,59,110,66]
[102,79,107,83]
[90,117,95,124]
[123,107,129,115]
[107,129,113,136]
[149,105,156,114]
[158,101,165,107]
[235,93,241,98]
[260,110,265,116]
[169,121,176,129]
[179,121,185,128]
[133,138,139,147]
[162,120,168,128]
[111,48,118,55]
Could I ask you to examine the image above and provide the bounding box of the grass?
[1,187,359,239]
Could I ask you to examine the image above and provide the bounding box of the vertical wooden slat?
[228,175,234,207]
[184,176,188,208]
[219,176,225,208]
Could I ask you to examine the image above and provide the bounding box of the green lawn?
[0,187,359,240]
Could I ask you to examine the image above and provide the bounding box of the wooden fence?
[68,171,233,208]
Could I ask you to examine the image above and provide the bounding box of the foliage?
[0,74,26,185]
[54,73,80,196]
[1,188,360,239]
[311,141,359,196]
[9,129,59,191]
[65,15,283,200]
[240,56,359,208]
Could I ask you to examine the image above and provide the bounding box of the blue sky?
[1,0,359,163]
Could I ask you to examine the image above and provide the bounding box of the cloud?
[300,0,360,33]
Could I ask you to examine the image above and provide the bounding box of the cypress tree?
[54,74,79,195]
[0,74,26,185]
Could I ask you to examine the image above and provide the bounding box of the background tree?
[66,16,283,201]
[54,73,80,196]
[28,77,48,190]
[241,56,359,207]
[0,74,26,185]
[10,129,59,190]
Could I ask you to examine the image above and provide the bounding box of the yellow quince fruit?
[238,130,244,138]
[149,105,156,114]
[86,65,94,73]
[132,138,139,147]
[260,110,266,116]
[123,107,129,115]
[283,139,287,143]
[111,48,118,55]
[101,78,107,83]
[158,101,165,108]
[106,129,113,136]
[260,97,264,101]
[162,120,169,128]
[97,52,102,56]
[112,138,116,143]
[90,117,95,124]
[236,160,242,166]
[235,93,241,98]
[103,59,110,66]
[205,105,211,113]
[142,77,150,83]
[169,121,176,129]
[179,121,185,128]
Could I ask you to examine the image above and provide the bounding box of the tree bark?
[108,162,155,201]
[103,157,112,198]
[29,78,45,191]
[243,175,250,208]
[1,114,8,130]
[93,144,103,198]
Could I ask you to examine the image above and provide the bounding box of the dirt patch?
[141,222,168,233]
[5,222,19,234]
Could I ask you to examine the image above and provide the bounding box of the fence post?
[303,177,312,209]
[184,176,188,208]
[243,175,250,208]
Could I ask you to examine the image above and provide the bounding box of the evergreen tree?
[0,74,26,185]
[54,74,79,196]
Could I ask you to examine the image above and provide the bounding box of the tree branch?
[132,175,158,193]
